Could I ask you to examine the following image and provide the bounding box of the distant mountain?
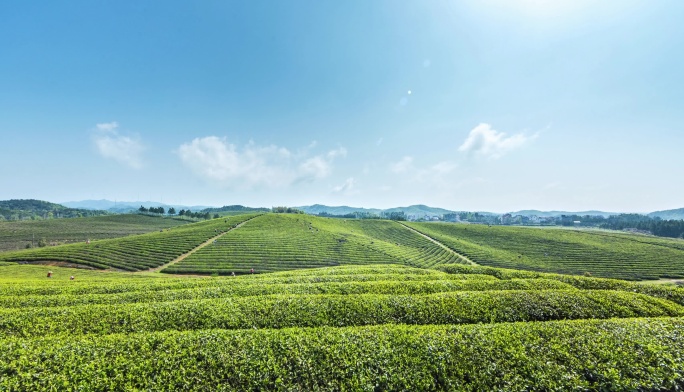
[297,204,382,216]
[200,205,270,214]
[509,210,617,218]
[297,204,457,217]
[648,208,684,221]
[0,199,108,220]
[384,205,456,217]
[62,199,215,213]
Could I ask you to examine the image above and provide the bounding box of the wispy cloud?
[92,122,144,169]
[333,177,358,195]
[458,123,537,159]
[177,136,346,188]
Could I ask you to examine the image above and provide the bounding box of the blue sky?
[1,0,682,212]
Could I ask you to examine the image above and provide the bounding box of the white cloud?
[326,147,347,160]
[96,122,119,132]
[333,177,357,194]
[299,156,330,180]
[458,123,537,159]
[92,122,144,169]
[177,136,346,188]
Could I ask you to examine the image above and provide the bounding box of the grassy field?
[406,222,684,280]
[0,214,192,252]
[3,213,684,280]
[164,214,463,274]
[1,262,683,390]
[0,214,261,271]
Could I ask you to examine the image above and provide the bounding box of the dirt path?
[397,222,478,266]
[145,218,255,273]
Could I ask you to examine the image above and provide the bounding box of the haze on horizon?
[1,1,682,213]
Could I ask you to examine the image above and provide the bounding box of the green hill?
[0,199,109,221]
[163,214,463,275]
[649,207,684,220]
[0,214,193,252]
[0,214,261,270]
[296,204,457,217]
[405,222,684,280]
[0,262,683,390]
[4,213,684,280]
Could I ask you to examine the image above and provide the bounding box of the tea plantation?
[164,214,463,274]
[2,212,684,389]
[406,221,684,280]
[0,214,261,270]
[0,214,193,252]
[1,262,684,390]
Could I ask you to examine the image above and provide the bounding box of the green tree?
[168,207,176,215]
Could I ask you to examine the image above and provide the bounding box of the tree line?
[138,206,215,220]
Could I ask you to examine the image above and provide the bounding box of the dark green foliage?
[1,290,682,337]
[271,206,305,214]
[1,262,684,390]
[0,278,574,308]
[436,263,684,306]
[0,199,108,221]
[1,318,683,391]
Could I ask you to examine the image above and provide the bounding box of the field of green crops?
[164,214,463,274]
[0,214,192,252]
[3,212,684,281]
[0,214,261,271]
[406,222,684,280]
[1,262,684,390]
[2,212,684,388]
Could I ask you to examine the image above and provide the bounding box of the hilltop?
[508,209,617,218]
[296,204,457,217]
[62,199,216,213]
[3,212,684,280]
[0,199,108,221]
[0,214,192,252]
[649,207,684,220]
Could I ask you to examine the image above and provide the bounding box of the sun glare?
[478,0,591,19]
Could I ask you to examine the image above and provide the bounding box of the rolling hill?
[3,212,684,280]
[0,214,193,252]
[649,207,684,220]
[0,199,108,221]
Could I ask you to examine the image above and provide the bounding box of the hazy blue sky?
[1,0,682,212]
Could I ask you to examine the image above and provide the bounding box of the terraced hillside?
[1,262,683,390]
[164,214,463,274]
[406,222,684,280]
[0,214,192,252]
[0,214,261,271]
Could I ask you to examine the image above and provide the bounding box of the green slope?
[0,214,261,271]
[0,214,193,252]
[163,214,464,274]
[0,199,108,221]
[406,222,684,280]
